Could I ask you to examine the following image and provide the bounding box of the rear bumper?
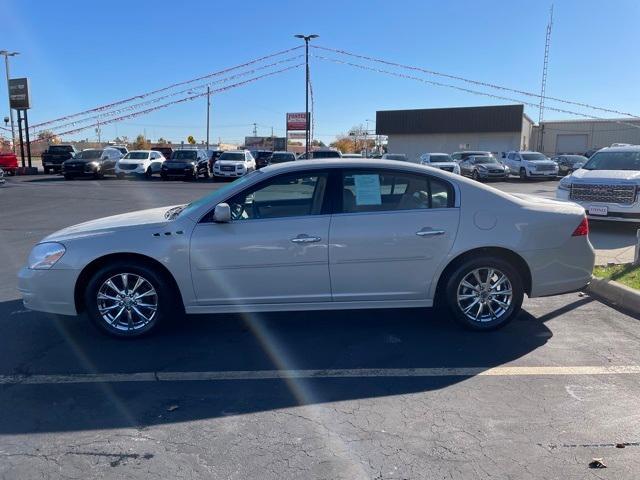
[521,237,595,298]
[18,267,80,316]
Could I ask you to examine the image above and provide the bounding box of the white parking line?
[2,365,640,385]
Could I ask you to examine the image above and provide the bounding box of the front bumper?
[18,267,80,316]
[556,189,640,222]
[213,169,246,178]
[116,165,145,175]
[527,169,558,177]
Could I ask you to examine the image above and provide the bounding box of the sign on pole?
[286,112,308,131]
[288,132,306,139]
[9,78,31,110]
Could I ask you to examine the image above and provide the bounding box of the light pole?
[366,119,376,155]
[0,50,19,153]
[294,34,318,158]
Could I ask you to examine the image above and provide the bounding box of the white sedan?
[115,150,166,178]
[18,159,595,338]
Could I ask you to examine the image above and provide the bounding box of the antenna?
[538,4,553,151]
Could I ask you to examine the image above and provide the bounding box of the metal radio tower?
[538,5,554,151]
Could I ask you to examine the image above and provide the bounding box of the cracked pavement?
[2,175,640,479]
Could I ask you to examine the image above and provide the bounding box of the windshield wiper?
[164,205,186,220]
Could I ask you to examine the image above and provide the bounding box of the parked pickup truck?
[41,145,78,174]
[0,152,18,175]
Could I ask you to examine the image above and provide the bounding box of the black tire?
[519,168,528,181]
[145,167,153,179]
[84,261,180,338]
[64,174,74,180]
[117,173,125,180]
[190,170,198,181]
[444,256,524,331]
[161,173,168,181]
[202,168,210,179]
[472,170,480,181]
[44,167,50,175]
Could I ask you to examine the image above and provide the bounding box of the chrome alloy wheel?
[96,273,158,332]
[456,268,513,323]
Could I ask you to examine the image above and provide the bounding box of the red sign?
[287,112,308,131]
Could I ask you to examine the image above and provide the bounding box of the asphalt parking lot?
[2,175,640,479]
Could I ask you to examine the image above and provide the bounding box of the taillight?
[572,216,589,236]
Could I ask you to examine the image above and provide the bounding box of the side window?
[341,170,453,214]
[452,153,460,161]
[225,172,328,221]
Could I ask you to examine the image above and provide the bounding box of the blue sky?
[2,0,639,145]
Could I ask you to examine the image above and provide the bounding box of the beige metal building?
[532,118,640,156]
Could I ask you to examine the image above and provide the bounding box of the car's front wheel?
[519,168,528,180]
[84,262,178,338]
[444,256,523,330]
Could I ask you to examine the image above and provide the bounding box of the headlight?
[558,177,572,191]
[27,242,66,270]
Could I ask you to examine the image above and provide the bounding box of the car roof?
[598,145,640,152]
[424,152,450,155]
[127,150,153,153]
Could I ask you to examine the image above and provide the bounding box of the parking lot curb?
[586,276,640,315]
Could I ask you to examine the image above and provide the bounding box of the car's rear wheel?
[84,262,177,338]
[44,167,50,174]
[472,170,480,181]
[444,256,523,331]
[64,174,74,180]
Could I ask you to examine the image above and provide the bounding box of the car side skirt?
[186,299,433,314]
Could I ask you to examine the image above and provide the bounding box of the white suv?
[116,150,166,178]
[505,151,558,179]
[213,150,256,178]
[418,153,460,174]
[557,145,640,222]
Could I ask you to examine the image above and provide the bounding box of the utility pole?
[538,4,553,153]
[0,50,19,153]
[96,120,101,144]
[206,86,211,149]
[294,34,318,159]
[252,122,257,137]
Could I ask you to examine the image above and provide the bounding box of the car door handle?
[416,228,445,237]
[291,234,322,243]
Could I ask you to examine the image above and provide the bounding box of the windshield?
[312,150,341,158]
[179,170,262,218]
[583,151,640,171]
[171,150,197,161]
[473,156,499,164]
[78,150,102,159]
[522,153,548,161]
[124,152,149,160]
[270,153,294,163]
[429,154,453,163]
[219,152,245,161]
[384,154,407,161]
[49,146,72,153]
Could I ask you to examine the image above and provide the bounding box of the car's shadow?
[0,298,564,434]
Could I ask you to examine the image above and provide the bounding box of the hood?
[476,163,506,170]
[165,159,195,165]
[568,169,640,183]
[524,160,556,166]
[118,158,148,165]
[43,205,179,242]
[428,161,458,168]
[216,160,245,166]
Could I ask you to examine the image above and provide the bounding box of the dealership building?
[531,118,640,156]
[376,104,534,161]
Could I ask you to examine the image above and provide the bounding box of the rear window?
[219,152,245,161]
[49,146,73,153]
[429,154,452,163]
[270,153,295,163]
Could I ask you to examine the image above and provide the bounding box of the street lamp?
[0,50,19,153]
[294,34,318,158]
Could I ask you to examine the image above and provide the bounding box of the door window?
[341,170,453,213]
[225,172,328,220]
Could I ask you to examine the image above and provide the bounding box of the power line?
[31,46,303,130]
[313,54,640,130]
[35,64,303,142]
[312,44,640,120]
[37,55,303,134]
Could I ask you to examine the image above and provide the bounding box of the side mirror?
[213,203,231,223]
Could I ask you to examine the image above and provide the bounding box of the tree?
[331,125,376,154]
[132,134,150,150]
[310,139,326,147]
[37,130,60,144]
[157,137,168,145]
